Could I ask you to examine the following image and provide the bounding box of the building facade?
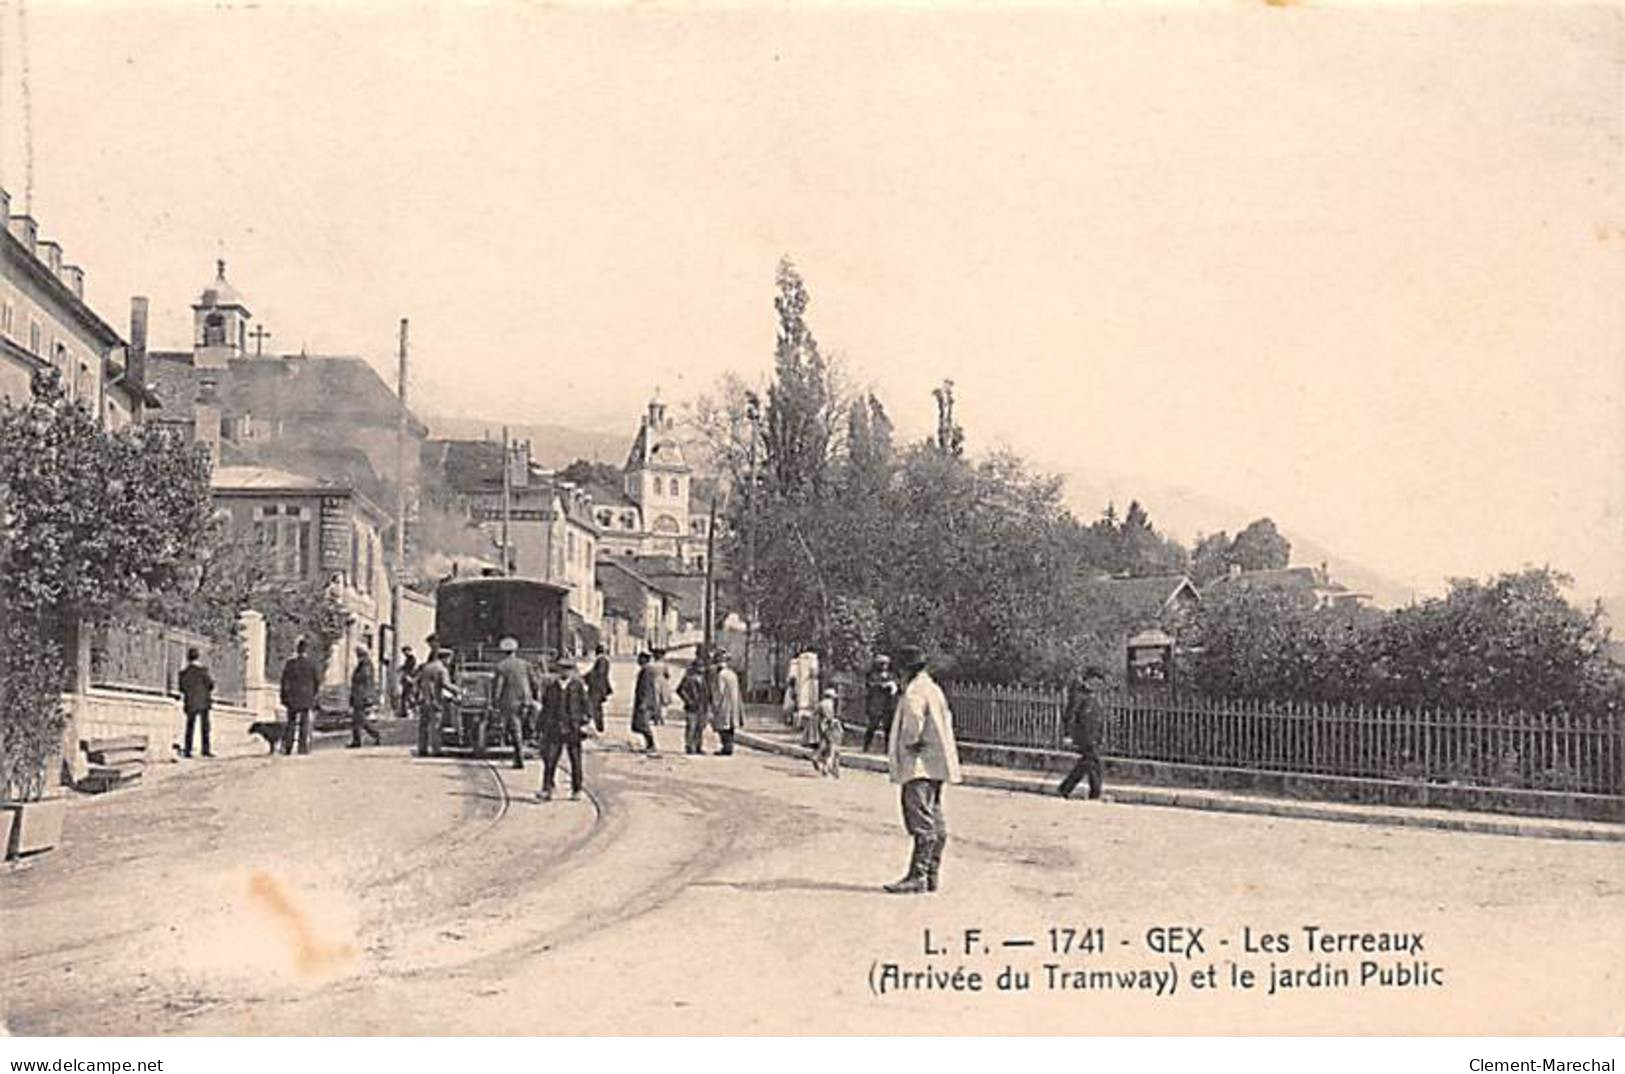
[0,187,151,427]
[588,397,714,570]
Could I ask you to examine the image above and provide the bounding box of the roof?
[195,260,250,312]
[1206,566,1335,593]
[585,478,637,510]
[212,465,337,492]
[625,416,689,473]
[1085,574,1201,622]
[596,557,679,598]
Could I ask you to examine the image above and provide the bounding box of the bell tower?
[192,259,253,370]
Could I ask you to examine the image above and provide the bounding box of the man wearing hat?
[709,648,743,756]
[863,654,900,753]
[677,649,713,755]
[1057,667,1108,800]
[587,643,613,734]
[884,645,962,894]
[348,644,384,748]
[537,657,591,800]
[487,636,533,769]
[631,651,661,753]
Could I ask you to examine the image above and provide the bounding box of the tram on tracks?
[432,574,570,755]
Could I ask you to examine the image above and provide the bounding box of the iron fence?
[90,617,247,707]
[941,681,1624,797]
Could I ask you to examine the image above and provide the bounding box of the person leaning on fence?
[1057,667,1107,800]
[178,646,215,759]
[884,645,962,895]
[279,638,321,756]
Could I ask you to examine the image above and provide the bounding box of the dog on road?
[248,721,285,754]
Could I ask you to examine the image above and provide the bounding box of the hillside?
[424,415,630,470]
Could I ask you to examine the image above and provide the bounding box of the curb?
[734,730,1625,844]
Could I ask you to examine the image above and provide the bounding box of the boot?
[925,833,947,892]
[883,837,931,894]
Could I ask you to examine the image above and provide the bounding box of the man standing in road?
[710,647,744,757]
[397,644,419,719]
[884,645,962,895]
[862,654,900,753]
[279,638,320,756]
[489,636,532,770]
[678,651,712,755]
[537,657,590,801]
[1057,668,1107,800]
[415,647,457,758]
[349,644,384,748]
[631,651,661,754]
[178,646,215,759]
[587,643,613,733]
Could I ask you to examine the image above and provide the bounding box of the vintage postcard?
[0,0,1620,1048]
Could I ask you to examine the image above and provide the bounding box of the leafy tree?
[763,258,841,501]
[1228,517,1291,573]
[1190,531,1233,585]
[557,458,623,491]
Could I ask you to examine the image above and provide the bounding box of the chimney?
[195,373,222,465]
[8,214,37,255]
[128,297,149,410]
[38,240,62,276]
[63,265,85,299]
[0,189,10,227]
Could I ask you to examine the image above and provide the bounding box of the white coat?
[887,669,963,785]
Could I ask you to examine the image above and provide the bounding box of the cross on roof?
[248,324,271,356]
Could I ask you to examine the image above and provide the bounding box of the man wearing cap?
[279,638,320,756]
[487,636,532,769]
[884,645,962,894]
[1058,667,1108,800]
[537,657,591,800]
[631,651,661,753]
[863,654,900,753]
[710,648,743,757]
[415,647,458,758]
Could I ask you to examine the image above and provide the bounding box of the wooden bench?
[79,735,149,793]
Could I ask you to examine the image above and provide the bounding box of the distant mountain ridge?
[425,415,630,470]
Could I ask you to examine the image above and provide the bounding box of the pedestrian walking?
[810,686,843,778]
[278,638,320,756]
[883,645,962,895]
[710,647,743,756]
[587,644,613,733]
[631,651,661,753]
[1057,668,1107,800]
[678,652,712,755]
[536,657,591,801]
[178,646,215,759]
[348,645,384,748]
[862,654,899,753]
[488,636,533,769]
[415,647,458,758]
[398,644,419,719]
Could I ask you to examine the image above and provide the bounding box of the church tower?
[623,393,691,549]
[192,259,252,370]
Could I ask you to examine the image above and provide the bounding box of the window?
[673,478,682,499]
[29,320,41,355]
[696,555,705,573]
[2,302,12,336]
[203,311,226,346]
[365,532,375,593]
[653,476,663,496]
[255,504,312,579]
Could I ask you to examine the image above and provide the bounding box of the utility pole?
[741,392,761,696]
[501,425,512,576]
[390,318,408,714]
[703,490,721,654]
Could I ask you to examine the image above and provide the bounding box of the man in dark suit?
[587,644,613,733]
[1057,667,1108,800]
[537,657,591,801]
[349,645,384,748]
[178,646,215,758]
[279,638,321,756]
[631,651,661,753]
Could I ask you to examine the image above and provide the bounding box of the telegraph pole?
[390,318,408,714]
[501,425,513,576]
[703,491,720,654]
[741,392,761,696]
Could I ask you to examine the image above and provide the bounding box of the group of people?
[650,646,743,757]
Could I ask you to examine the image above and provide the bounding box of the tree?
[1190,531,1233,585]
[557,458,623,491]
[763,258,842,501]
[1228,517,1291,573]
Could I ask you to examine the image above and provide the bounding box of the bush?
[0,609,67,801]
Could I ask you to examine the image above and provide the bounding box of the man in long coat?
[537,657,591,800]
[279,638,321,756]
[488,636,533,769]
[709,648,744,757]
[348,645,384,748]
[178,646,215,759]
[678,652,712,755]
[586,644,613,733]
[884,645,962,894]
[631,651,661,753]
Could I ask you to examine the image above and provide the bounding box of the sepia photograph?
[0,0,1621,1053]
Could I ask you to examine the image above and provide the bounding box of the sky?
[2,2,1621,612]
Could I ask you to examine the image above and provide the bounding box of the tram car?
[432,575,570,755]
